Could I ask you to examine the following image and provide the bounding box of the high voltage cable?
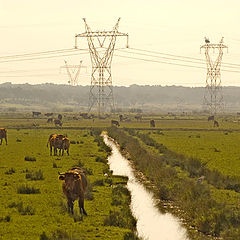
[0,51,89,63]
[114,53,240,73]
[118,49,240,70]
[128,47,240,68]
[0,48,87,60]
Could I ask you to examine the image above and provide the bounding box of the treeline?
[1,82,240,112]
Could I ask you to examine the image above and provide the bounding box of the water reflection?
[103,135,188,240]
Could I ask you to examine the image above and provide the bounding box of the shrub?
[70,140,76,144]
[95,156,107,164]
[17,184,40,194]
[5,168,16,175]
[92,179,104,186]
[9,201,35,215]
[85,183,94,201]
[40,232,49,240]
[52,162,57,168]
[24,156,36,162]
[26,170,44,181]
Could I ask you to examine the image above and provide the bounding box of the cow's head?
[58,171,81,191]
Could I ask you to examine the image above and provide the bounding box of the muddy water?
[103,135,189,240]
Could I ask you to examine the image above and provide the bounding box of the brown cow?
[111,120,120,127]
[62,137,70,156]
[150,119,155,127]
[214,120,219,127]
[48,134,65,156]
[0,128,7,145]
[54,119,62,127]
[47,118,53,123]
[58,167,88,215]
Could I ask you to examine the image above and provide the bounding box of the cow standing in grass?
[111,120,120,127]
[150,119,155,127]
[0,128,7,145]
[214,120,219,127]
[54,119,62,127]
[58,167,88,215]
[48,134,70,156]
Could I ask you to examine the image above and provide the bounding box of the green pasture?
[0,129,133,240]
[1,112,240,129]
[147,130,240,177]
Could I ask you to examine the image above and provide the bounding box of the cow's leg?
[5,137,7,145]
[50,146,52,156]
[54,147,57,156]
[78,197,87,216]
[0,138,2,145]
[67,199,74,214]
[67,149,69,156]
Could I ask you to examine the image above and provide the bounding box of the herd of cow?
[0,128,88,216]
[0,114,220,217]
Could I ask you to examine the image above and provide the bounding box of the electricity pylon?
[75,18,128,116]
[200,37,228,115]
[60,60,87,86]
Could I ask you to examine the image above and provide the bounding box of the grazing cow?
[45,113,53,117]
[48,134,66,156]
[150,119,155,127]
[214,120,219,127]
[111,120,120,127]
[73,116,78,120]
[32,111,41,117]
[58,114,63,120]
[58,167,88,215]
[0,128,7,145]
[54,119,62,127]
[62,137,70,156]
[119,114,123,122]
[135,115,142,121]
[208,115,214,121]
[47,118,53,123]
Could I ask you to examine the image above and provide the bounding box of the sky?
[0,0,240,87]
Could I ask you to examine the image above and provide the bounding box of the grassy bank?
[107,127,240,239]
[0,128,138,240]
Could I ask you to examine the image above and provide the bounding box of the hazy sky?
[0,0,239,86]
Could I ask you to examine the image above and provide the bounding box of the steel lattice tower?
[60,60,87,86]
[200,37,228,114]
[75,18,128,116]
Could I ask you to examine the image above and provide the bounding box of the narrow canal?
[103,134,189,240]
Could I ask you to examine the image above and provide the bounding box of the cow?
[119,114,123,122]
[111,120,120,127]
[0,128,7,145]
[48,134,70,156]
[45,113,53,117]
[58,114,63,120]
[54,119,62,127]
[58,167,88,215]
[48,134,65,156]
[32,111,41,117]
[208,115,214,121]
[135,115,142,121]
[214,120,219,127]
[47,118,53,123]
[150,119,155,127]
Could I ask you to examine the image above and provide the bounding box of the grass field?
[0,128,136,240]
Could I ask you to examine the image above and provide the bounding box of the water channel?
[103,134,189,240]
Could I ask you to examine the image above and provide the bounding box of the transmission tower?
[75,18,128,116]
[200,37,228,114]
[60,60,87,86]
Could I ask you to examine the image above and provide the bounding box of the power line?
[0,51,89,63]
[0,48,87,60]
[128,47,240,68]
[114,53,240,73]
